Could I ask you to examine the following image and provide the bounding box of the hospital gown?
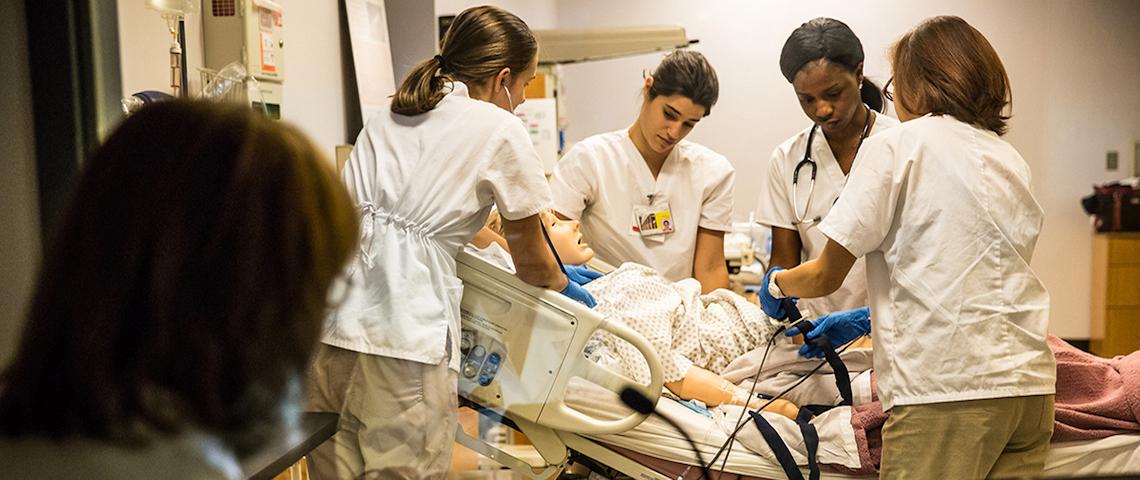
[584,263,779,384]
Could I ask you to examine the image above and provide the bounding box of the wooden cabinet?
[1091,233,1140,357]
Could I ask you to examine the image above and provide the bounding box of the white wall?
[552,0,1140,338]
[436,0,558,29]
[0,0,42,367]
[115,1,1140,338]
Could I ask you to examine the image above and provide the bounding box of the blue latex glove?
[559,278,597,308]
[759,267,796,320]
[564,264,603,286]
[785,306,872,358]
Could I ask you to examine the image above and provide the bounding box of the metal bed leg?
[454,424,563,479]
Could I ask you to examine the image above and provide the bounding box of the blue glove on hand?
[564,264,603,286]
[559,278,597,308]
[759,267,796,320]
[785,306,871,358]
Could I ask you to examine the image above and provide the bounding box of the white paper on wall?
[345,0,396,123]
[513,98,559,174]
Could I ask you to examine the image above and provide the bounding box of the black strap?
[537,220,568,276]
[749,411,804,480]
[795,405,833,480]
[802,335,853,406]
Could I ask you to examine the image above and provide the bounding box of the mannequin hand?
[564,264,602,286]
[559,279,597,308]
[759,267,796,319]
[785,307,871,358]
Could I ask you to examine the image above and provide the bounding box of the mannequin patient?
[475,211,799,419]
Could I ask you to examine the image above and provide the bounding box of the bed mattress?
[564,374,1140,478]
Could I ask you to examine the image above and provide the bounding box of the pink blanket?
[1050,335,1140,441]
[831,337,1140,474]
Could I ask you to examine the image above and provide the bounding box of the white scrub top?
[818,114,1056,410]
[550,130,735,282]
[324,82,551,370]
[756,113,898,318]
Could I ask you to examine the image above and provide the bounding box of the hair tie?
[434,54,448,73]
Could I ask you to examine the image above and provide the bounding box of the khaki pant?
[306,344,458,480]
[881,394,1054,479]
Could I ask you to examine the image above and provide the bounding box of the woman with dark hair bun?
[756,17,898,328]
[550,50,736,293]
[761,16,1055,478]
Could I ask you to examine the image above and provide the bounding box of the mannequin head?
[485,210,594,264]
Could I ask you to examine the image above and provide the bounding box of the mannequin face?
[542,211,594,265]
[791,59,865,137]
[633,77,707,155]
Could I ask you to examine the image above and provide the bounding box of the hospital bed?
[454,250,1140,479]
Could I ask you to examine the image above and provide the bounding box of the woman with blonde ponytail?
[306,6,595,479]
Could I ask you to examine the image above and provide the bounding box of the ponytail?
[391,57,449,116]
[860,78,884,112]
[390,6,536,116]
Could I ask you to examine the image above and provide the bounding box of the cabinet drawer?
[1107,266,1140,306]
[1108,236,1140,264]
[1101,309,1140,357]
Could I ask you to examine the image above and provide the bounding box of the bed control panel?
[460,329,505,387]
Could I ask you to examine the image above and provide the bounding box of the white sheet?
[565,378,1140,478]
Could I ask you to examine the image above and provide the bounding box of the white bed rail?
[455,250,664,435]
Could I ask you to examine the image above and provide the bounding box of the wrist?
[767,270,786,298]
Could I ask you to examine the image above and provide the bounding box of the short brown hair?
[890,16,1012,135]
[391,5,537,115]
[0,101,358,452]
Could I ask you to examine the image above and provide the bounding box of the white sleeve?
[479,120,552,221]
[817,135,907,257]
[548,143,596,220]
[698,156,735,232]
[341,122,378,206]
[755,147,796,230]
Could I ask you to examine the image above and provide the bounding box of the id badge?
[632,202,674,240]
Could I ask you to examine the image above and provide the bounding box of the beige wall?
[550,0,1140,338]
[0,0,42,367]
[117,0,348,158]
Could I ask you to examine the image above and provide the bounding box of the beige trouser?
[880,394,1054,480]
[306,344,458,480]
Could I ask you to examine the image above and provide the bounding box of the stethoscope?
[791,104,874,225]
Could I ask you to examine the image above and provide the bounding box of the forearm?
[502,214,568,290]
[773,258,842,298]
[693,227,729,293]
[665,366,737,406]
[772,239,856,299]
[694,260,729,294]
[769,227,803,270]
[471,226,509,251]
[665,366,798,419]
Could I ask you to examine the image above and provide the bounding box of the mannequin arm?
[665,366,797,419]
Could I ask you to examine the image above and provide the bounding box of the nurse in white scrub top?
[305,7,594,479]
[758,18,898,322]
[761,16,1056,479]
[550,50,735,292]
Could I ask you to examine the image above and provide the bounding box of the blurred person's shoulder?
[0,431,240,480]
